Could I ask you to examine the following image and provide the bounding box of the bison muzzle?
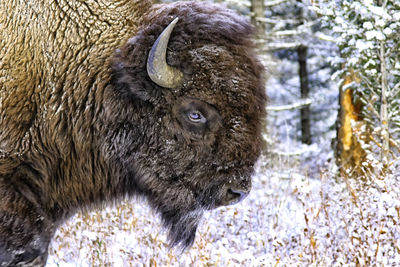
[0,0,266,265]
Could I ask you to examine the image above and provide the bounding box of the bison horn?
[147,17,183,89]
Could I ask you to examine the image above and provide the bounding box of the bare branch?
[258,17,301,24]
[389,81,400,98]
[264,0,290,7]
[266,98,313,111]
[258,42,302,50]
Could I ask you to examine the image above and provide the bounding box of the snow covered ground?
[46,152,400,266]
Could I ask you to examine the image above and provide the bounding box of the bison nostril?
[225,188,249,205]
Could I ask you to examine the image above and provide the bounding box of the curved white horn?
[147,17,183,89]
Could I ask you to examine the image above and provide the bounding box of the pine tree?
[317,0,400,178]
[250,0,266,39]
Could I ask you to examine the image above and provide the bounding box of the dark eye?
[187,111,207,123]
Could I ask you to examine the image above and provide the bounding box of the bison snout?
[220,187,250,206]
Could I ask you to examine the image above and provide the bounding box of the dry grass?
[47,155,400,266]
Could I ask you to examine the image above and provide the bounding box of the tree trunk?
[298,45,311,145]
[379,40,390,169]
[336,70,369,177]
[250,0,265,38]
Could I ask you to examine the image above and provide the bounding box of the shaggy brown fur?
[0,0,266,265]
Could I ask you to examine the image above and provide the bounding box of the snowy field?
[46,152,400,266]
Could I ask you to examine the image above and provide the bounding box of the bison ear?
[111,60,156,102]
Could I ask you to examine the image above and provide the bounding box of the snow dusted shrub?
[265,166,400,266]
[339,175,400,265]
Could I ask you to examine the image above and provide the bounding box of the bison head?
[104,1,266,249]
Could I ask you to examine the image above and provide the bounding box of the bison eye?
[187,111,207,123]
[174,98,221,135]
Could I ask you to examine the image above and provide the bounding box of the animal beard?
[161,208,204,250]
[161,181,230,249]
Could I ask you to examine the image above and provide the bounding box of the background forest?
[47,0,400,266]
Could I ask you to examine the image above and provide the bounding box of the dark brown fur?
[0,1,266,265]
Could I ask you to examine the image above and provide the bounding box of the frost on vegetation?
[318,0,400,172]
[317,0,400,65]
[46,155,400,266]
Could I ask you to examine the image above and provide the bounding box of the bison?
[0,0,266,265]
